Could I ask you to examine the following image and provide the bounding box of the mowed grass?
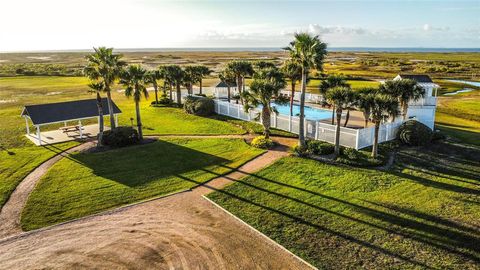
[436,90,480,145]
[0,142,78,208]
[208,142,480,269]
[21,138,264,230]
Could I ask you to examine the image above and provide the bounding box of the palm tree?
[253,61,276,70]
[242,67,286,138]
[195,65,212,94]
[219,69,236,103]
[319,74,350,124]
[284,32,327,147]
[226,60,253,103]
[370,94,399,158]
[84,47,126,128]
[326,86,355,157]
[356,87,377,128]
[164,65,184,105]
[380,79,425,120]
[119,65,149,140]
[183,66,198,95]
[145,69,161,103]
[87,82,105,146]
[281,60,302,116]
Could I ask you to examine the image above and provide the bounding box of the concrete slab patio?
[25,124,108,146]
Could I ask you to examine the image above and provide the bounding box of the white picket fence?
[213,99,402,149]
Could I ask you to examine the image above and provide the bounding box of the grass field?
[21,138,264,230]
[208,142,480,269]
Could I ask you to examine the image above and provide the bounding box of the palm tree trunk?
[105,89,116,129]
[199,79,203,95]
[154,82,158,103]
[363,112,369,128]
[176,84,181,105]
[343,110,350,127]
[334,109,342,157]
[331,105,335,125]
[96,92,104,147]
[290,82,295,116]
[298,69,307,147]
[227,86,231,103]
[135,100,143,140]
[372,122,380,158]
[237,75,243,104]
[262,106,271,139]
[402,102,408,120]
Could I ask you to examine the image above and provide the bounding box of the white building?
[393,74,439,129]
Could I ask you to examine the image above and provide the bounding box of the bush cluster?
[184,96,215,116]
[101,126,139,147]
[251,136,274,149]
[306,140,335,155]
[398,120,433,146]
[151,92,172,106]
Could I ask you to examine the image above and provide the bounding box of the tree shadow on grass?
[70,140,229,187]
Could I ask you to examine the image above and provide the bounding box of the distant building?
[393,74,439,129]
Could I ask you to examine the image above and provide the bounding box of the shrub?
[291,144,308,157]
[251,136,274,149]
[195,93,207,97]
[184,95,215,116]
[398,120,433,146]
[306,140,334,155]
[151,92,172,106]
[432,130,446,141]
[101,126,139,147]
[342,147,361,160]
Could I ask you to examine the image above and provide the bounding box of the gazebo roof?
[215,81,237,88]
[21,98,121,125]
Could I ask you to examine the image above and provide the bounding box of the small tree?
[165,65,184,105]
[380,79,425,120]
[356,87,377,128]
[242,67,286,138]
[326,86,355,157]
[219,69,236,103]
[370,94,399,158]
[84,47,126,129]
[281,60,302,116]
[183,66,198,95]
[319,75,350,125]
[120,65,149,140]
[87,82,105,147]
[195,65,212,95]
[145,70,161,103]
[226,60,254,103]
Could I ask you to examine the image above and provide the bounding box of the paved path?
[0,136,312,269]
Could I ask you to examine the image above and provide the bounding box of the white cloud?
[423,24,450,32]
[308,24,368,36]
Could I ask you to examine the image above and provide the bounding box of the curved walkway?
[0,136,312,269]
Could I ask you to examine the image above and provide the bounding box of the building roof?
[215,81,237,88]
[396,74,434,83]
[21,98,122,125]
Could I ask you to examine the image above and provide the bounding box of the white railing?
[408,96,437,106]
[214,100,405,149]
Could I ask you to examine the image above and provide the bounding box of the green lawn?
[0,142,78,208]
[21,138,264,230]
[436,90,480,146]
[208,142,480,269]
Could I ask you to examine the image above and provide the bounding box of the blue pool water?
[272,103,332,121]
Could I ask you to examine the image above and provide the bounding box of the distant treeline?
[0,63,83,77]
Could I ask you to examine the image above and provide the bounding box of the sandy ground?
[0,137,311,269]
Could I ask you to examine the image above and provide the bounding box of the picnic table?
[59,125,83,133]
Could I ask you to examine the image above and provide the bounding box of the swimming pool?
[271,103,332,121]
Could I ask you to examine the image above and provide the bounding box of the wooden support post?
[36,125,41,146]
[25,117,30,134]
[288,115,292,132]
[114,114,118,127]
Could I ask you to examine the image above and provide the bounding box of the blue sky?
[1,0,479,51]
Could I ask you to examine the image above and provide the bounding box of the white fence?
[213,100,402,149]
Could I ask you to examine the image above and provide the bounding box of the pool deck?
[302,102,368,129]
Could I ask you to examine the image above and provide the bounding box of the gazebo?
[21,98,122,146]
[214,81,237,99]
